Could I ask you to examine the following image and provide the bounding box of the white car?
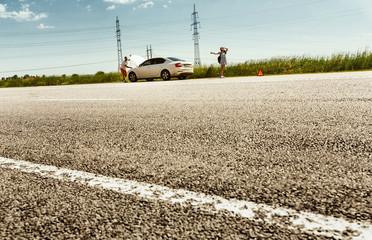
[127,57,193,82]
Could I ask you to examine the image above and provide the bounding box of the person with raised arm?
[210,46,228,78]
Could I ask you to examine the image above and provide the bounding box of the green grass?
[1,50,372,87]
[0,72,122,88]
[192,50,372,78]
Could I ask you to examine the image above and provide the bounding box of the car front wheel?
[161,70,171,81]
[128,72,137,82]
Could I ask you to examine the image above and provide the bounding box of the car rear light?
[175,63,182,67]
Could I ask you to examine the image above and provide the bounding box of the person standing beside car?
[120,56,132,82]
[210,47,228,78]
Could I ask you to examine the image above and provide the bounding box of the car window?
[140,59,152,66]
[153,58,166,64]
[167,57,184,62]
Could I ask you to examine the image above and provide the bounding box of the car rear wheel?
[161,70,171,81]
[128,72,137,82]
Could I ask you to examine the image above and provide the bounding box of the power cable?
[1,60,116,73]
[201,0,329,21]
[202,7,371,35]
[0,37,115,48]
[0,26,114,36]
[0,46,116,59]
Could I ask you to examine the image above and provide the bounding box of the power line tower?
[146,45,153,59]
[116,16,123,72]
[191,4,201,66]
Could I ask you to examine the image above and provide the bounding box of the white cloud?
[104,0,154,8]
[138,1,154,8]
[86,4,92,11]
[103,0,155,11]
[0,3,47,22]
[37,23,55,30]
[106,5,116,10]
[103,0,138,4]
[164,1,173,8]
[0,4,6,13]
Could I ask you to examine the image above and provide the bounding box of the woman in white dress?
[210,46,228,78]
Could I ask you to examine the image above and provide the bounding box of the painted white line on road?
[37,99,128,101]
[1,157,371,239]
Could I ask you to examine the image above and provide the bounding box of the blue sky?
[1,0,372,78]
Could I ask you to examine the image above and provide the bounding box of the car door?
[148,58,166,78]
[136,59,153,79]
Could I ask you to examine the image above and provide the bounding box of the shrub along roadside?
[192,50,372,78]
[0,72,122,88]
[1,50,372,88]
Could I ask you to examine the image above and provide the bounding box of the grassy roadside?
[1,50,372,88]
[192,50,372,78]
[0,72,121,88]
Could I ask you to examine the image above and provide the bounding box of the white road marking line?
[1,157,371,239]
[37,99,128,101]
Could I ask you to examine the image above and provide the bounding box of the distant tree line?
[0,71,121,87]
[1,74,47,81]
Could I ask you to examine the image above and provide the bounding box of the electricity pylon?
[116,16,123,72]
[191,4,201,66]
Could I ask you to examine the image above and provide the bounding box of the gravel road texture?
[1,168,333,239]
[0,72,371,238]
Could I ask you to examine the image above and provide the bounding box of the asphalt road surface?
[1,72,371,239]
